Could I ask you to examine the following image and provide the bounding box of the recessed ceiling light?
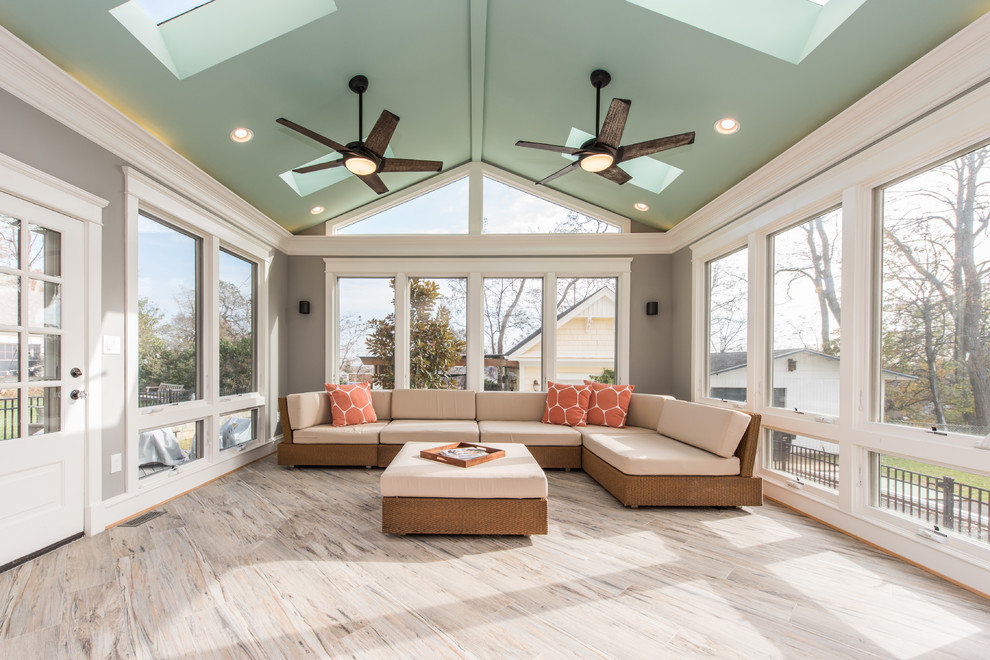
[714,118,740,135]
[634,203,649,211]
[310,206,324,215]
[230,127,253,143]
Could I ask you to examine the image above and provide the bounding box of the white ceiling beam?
[469,0,488,162]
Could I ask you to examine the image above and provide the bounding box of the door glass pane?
[137,213,199,406]
[0,217,19,269]
[28,279,60,328]
[484,277,543,391]
[218,249,256,396]
[0,388,17,440]
[27,386,60,435]
[139,420,202,479]
[708,249,749,401]
[0,274,20,326]
[409,277,466,390]
[771,210,842,415]
[0,332,18,382]
[28,225,60,277]
[338,278,394,389]
[220,408,258,450]
[29,334,59,381]
[555,277,617,385]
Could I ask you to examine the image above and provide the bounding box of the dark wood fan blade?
[536,161,581,185]
[619,131,696,161]
[364,110,399,158]
[516,140,580,156]
[276,117,349,154]
[292,159,346,174]
[596,165,632,185]
[379,157,443,173]
[597,98,631,148]
[358,172,389,195]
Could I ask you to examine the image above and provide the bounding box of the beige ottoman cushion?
[380,442,548,499]
[478,420,581,446]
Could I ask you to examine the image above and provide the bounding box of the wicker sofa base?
[382,496,549,535]
[582,447,763,508]
[378,443,580,469]
[277,442,377,467]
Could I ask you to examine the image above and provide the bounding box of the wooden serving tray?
[420,442,506,468]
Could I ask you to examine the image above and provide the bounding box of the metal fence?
[0,396,46,438]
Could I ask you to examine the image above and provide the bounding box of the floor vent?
[118,510,166,528]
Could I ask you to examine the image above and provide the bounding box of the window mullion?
[394,273,410,389]
[543,273,557,387]
[204,235,219,462]
[466,272,483,391]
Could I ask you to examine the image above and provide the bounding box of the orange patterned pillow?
[584,381,635,428]
[324,383,378,426]
[541,381,592,427]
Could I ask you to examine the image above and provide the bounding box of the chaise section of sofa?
[581,398,762,507]
[277,390,391,467]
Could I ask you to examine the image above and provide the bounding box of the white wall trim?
[0,151,108,223]
[670,12,990,254]
[0,24,289,249]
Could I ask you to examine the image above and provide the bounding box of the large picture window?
[408,277,466,390]
[879,144,990,438]
[483,277,543,391]
[707,248,748,402]
[218,249,256,396]
[137,213,200,407]
[555,277,617,385]
[338,278,395,389]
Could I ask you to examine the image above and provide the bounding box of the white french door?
[0,194,86,567]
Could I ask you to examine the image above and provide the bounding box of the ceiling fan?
[516,69,695,186]
[277,75,442,195]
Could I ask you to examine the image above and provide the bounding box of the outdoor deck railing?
[0,396,48,438]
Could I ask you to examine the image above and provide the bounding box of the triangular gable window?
[482,177,620,234]
[336,178,469,235]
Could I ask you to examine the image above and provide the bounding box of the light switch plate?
[104,335,121,354]
[110,453,122,473]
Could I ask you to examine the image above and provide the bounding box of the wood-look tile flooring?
[3,456,990,659]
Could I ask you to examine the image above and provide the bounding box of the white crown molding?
[0,24,291,250]
[666,11,990,253]
[283,230,669,257]
[0,151,108,223]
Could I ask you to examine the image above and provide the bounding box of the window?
[139,420,202,478]
[220,408,257,450]
[767,430,839,492]
[484,278,543,391]
[483,177,620,234]
[707,249,748,401]
[770,209,841,415]
[218,249,256,396]
[137,213,200,407]
[409,277,466,389]
[336,178,469,235]
[555,277,617,385]
[879,144,990,438]
[337,278,395,388]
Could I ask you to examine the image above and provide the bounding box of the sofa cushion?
[657,399,752,458]
[390,389,476,420]
[584,382,635,428]
[381,442,547,499]
[293,422,389,445]
[584,432,741,476]
[626,393,673,431]
[478,420,582,446]
[542,381,592,426]
[286,391,332,430]
[579,424,657,443]
[379,419,480,445]
[370,390,392,421]
[325,383,378,426]
[475,391,547,422]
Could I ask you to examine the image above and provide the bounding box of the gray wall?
[0,88,130,499]
[283,254,679,396]
[669,247,693,401]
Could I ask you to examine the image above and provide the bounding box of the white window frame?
[325,257,631,390]
[119,168,273,518]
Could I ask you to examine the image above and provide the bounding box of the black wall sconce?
[645,301,659,316]
[299,300,311,315]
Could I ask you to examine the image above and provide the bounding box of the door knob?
[70,367,83,378]
[70,389,88,400]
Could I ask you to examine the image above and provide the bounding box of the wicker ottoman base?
[382,496,548,535]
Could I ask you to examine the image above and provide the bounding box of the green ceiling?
[1,0,988,233]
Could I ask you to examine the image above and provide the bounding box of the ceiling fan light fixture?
[715,118,740,134]
[580,152,614,172]
[344,156,377,176]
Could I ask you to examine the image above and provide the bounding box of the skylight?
[133,0,215,25]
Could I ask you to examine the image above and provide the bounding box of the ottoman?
[380,442,549,535]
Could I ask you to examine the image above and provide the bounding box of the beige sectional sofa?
[277,388,762,507]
